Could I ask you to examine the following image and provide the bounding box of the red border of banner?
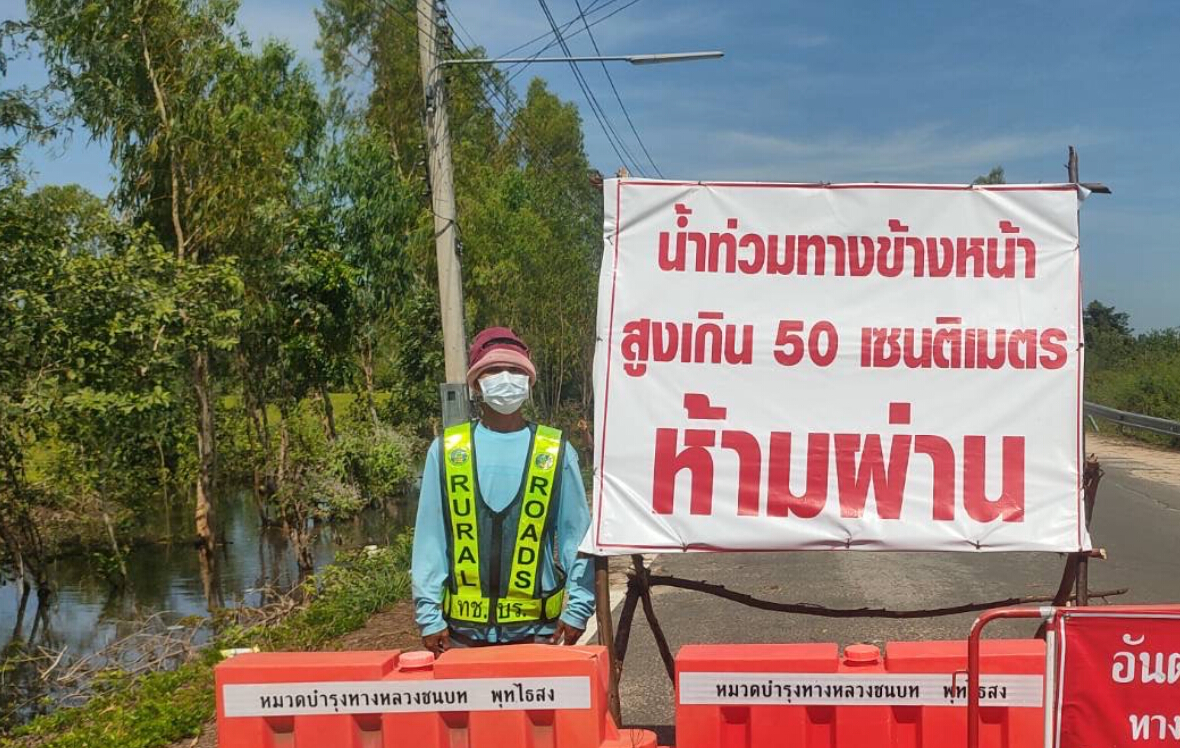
[593,180,1086,552]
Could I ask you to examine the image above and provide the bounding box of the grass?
[220,391,392,425]
[22,440,56,484]
[3,534,413,748]
[23,392,391,485]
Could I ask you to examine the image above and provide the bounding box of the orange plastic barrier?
[216,650,401,748]
[675,640,1045,748]
[215,645,658,748]
[397,645,655,748]
[887,640,1043,747]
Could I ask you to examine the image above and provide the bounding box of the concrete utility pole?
[417,0,470,426]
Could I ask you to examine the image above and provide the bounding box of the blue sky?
[5,0,1178,330]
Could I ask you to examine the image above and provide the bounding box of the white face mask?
[479,371,530,415]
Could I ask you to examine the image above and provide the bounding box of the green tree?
[42,216,241,582]
[29,0,324,565]
[463,79,600,421]
[972,166,1006,185]
[0,178,61,596]
[317,0,501,181]
[318,0,424,180]
[318,125,421,425]
[1084,300,1133,341]
[0,19,55,186]
[1084,300,1135,373]
[0,179,241,590]
[317,0,509,431]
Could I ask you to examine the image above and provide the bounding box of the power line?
[444,5,480,53]
[399,0,621,176]
[430,6,519,129]
[423,2,535,136]
[378,0,649,174]
[571,0,662,178]
[374,0,521,142]
[496,0,615,59]
[534,0,640,175]
[503,0,642,85]
[447,0,625,64]
[361,0,598,217]
[436,0,639,194]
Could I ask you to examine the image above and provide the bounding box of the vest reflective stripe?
[506,425,561,600]
[440,422,565,626]
[442,424,481,599]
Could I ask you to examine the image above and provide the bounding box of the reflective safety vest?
[440,421,566,626]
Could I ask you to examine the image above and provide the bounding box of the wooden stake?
[614,586,641,663]
[1077,456,1104,607]
[594,555,622,725]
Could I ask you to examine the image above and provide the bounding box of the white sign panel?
[221,676,592,717]
[583,179,1088,555]
[679,672,1044,707]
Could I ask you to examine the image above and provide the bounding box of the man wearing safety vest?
[411,327,595,653]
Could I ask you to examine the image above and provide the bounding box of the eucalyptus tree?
[317,0,506,430]
[29,0,324,563]
[0,18,55,186]
[462,79,601,421]
[318,126,420,425]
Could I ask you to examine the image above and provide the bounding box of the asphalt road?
[612,435,1180,737]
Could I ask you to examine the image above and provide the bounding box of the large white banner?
[582,179,1089,555]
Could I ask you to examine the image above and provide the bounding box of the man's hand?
[422,628,451,655]
[549,620,583,645]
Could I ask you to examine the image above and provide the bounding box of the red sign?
[1055,610,1180,746]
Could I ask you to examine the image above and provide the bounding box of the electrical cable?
[496,0,615,60]
[503,0,642,85]
[534,0,640,175]
[571,0,661,178]
[360,0,620,204]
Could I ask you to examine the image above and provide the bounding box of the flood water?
[0,487,417,727]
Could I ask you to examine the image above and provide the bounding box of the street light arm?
[434,51,723,75]
[625,51,725,65]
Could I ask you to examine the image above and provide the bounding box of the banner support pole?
[594,555,622,724]
[1068,145,1092,607]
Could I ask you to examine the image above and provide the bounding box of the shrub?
[330,424,421,504]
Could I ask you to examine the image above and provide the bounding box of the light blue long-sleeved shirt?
[412,422,594,641]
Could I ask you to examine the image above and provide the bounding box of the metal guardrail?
[1084,402,1180,437]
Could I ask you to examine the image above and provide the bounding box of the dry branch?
[2,584,307,725]
[632,557,676,683]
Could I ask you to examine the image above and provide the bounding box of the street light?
[436,51,724,73]
[423,37,722,427]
